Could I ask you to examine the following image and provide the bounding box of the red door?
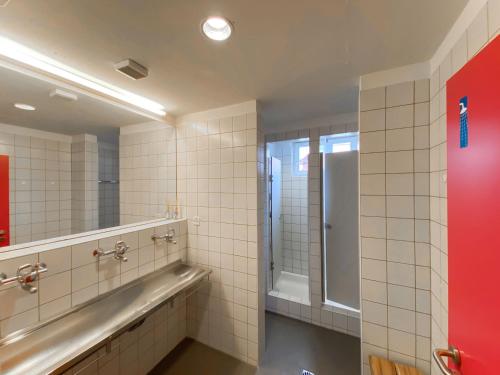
[444,35,500,374]
[0,155,9,247]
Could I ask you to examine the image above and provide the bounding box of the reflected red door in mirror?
[0,155,9,247]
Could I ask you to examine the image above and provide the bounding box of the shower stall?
[267,138,310,304]
[266,132,360,314]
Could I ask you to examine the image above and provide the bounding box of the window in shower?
[320,132,359,153]
[320,133,360,312]
[292,140,309,176]
[267,138,310,305]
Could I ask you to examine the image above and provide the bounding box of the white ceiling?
[0,0,467,130]
[0,66,146,139]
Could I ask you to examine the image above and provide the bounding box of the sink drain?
[301,370,315,375]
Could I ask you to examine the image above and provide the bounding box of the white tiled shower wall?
[429,3,498,375]
[71,134,98,233]
[265,123,361,338]
[359,80,432,374]
[119,126,177,225]
[267,140,308,276]
[175,106,263,365]
[0,219,187,338]
[0,127,72,245]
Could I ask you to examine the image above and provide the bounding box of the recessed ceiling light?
[202,17,233,41]
[14,103,36,111]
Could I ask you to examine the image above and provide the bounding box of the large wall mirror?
[0,65,177,251]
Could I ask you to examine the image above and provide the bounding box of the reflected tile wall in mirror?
[1,134,73,245]
[119,126,177,225]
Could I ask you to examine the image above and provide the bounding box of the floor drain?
[301,370,315,375]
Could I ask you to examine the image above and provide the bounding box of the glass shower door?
[322,151,359,309]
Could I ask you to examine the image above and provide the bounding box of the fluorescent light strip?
[0,36,166,116]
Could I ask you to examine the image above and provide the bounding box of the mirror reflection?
[0,65,176,249]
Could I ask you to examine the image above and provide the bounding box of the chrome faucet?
[113,241,129,261]
[0,262,48,293]
[93,240,129,262]
[151,228,176,244]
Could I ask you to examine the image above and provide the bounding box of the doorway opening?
[267,138,309,304]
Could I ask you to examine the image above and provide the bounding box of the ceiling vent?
[49,89,78,102]
[114,59,148,80]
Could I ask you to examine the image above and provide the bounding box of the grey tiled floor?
[150,312,361,375]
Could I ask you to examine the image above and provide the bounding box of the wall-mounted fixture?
[0,262,48,293]
[49,88,78,102]
[114,59,149,80]
[201,16,233,41]
[191,216,201,226]
[0,35,166,116]
[14,103,36,111]
[93,240,129,262]
[151,228,176,244]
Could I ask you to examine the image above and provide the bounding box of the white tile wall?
[120,127,177,225]
[360,79,431,374]
[0,219,187,338]
[0,131,72,245]
[429,4,498,375]
[176,110,262,365]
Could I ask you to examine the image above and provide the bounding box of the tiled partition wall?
[359,80,432,374]
[0,219,187,338]
[265,122,361,338]
[71,134,99,233]
[119,124,177,225]
[429,3,498,375]
[176,102,263,365]
[0,125,72,245]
